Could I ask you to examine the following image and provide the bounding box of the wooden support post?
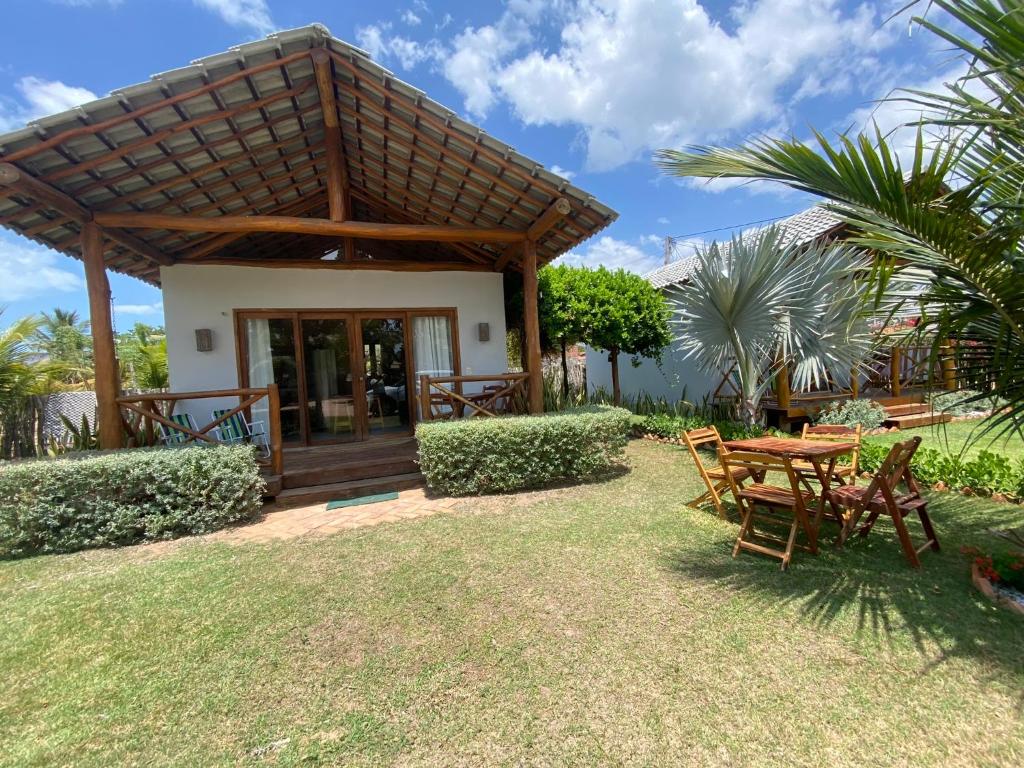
[890,346,902,397]
[267,383,283,476]
[522,239,544,414]
[940,341,957,391]
[82,222,122,450]
[775,363,791,410]
[419,374,432,422]
[311,49,355,261]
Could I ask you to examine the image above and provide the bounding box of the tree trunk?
[560,339,570,398]
[609,347,621,406]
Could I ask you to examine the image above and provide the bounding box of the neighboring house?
[0,24,616,499]
[588,204,847,406]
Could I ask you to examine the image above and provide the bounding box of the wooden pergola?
[0,25,616,449]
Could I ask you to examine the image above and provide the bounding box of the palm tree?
[35,307,93,387]
[0,311,50,458]
[667,229,877,426]
[655,0,1024,436]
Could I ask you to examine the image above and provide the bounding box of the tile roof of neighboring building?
[644,204,846,290]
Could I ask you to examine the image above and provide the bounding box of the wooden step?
[884,403,930,417]
[275,472,425,506]
[281,453,419,489]
[883,411,954,429]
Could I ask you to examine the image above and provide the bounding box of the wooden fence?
[418,373,529,421]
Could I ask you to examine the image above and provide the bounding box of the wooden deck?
[264,436,423,504]
[763,389,931,430]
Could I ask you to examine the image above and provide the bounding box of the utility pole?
[663,235,674,265]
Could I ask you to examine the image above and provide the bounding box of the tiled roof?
[644,204,845,290]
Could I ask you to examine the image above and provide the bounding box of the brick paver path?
[214,488,460,544]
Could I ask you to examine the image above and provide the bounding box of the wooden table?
[723,437,858,532]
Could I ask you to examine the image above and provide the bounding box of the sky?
[0,0,964,332]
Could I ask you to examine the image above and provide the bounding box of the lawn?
[866,417,1024,460]
[1,440,1022,766]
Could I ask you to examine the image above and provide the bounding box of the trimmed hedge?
[416,406,632,496]
[0,445,264,557]
[816,399,887,430]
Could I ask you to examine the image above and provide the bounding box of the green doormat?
[326,491,400,510]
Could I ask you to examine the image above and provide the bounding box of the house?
[586,203,951,426]
[0,25,616,499]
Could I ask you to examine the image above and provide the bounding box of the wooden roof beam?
[527,197,571,240]
[0,163,173,267]
[311,48,354,261]
[95,211,527,244]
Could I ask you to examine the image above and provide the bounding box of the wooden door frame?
[234,307,461,445]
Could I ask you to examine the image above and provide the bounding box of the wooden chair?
[826,436,940,567]
[794,423,862,487]
[719,448,819,570]
[681,425,750,519]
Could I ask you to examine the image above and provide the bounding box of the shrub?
[931,389,1007,416]
[816,399,887,430]
[856,442,1024,501]
[416,406,631,496]
[0,445,264,557]
[637,414,769,442]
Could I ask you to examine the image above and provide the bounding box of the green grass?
[866,417,1024,460]
[1,440,1022,766]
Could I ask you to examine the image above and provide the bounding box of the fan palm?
[655,0,1024,437]
[667,229,877,426]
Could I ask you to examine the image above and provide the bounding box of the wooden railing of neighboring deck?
[418,373,529,421]
[117,385,283,475]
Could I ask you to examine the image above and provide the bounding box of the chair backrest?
[213,408,247,441]
[802,423,863,474]
[680,425,727,496]
[719,448,805,510]
[861,436,923,507]
[160,412,196,444]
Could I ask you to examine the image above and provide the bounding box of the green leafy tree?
[117,323,167,390]
[0,311,51,458]
[538,264,593,396]
[667,230,876,426]
[655,0,1024,437]
[585,267,671,405]
[35,308,92,387]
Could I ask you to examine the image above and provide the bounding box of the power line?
[667,212,799,242]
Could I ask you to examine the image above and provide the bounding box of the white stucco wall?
[159,264,508,423]
[585,345,718,407]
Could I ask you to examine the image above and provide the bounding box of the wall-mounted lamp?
[477,322,490,343]
[195,328,214,352]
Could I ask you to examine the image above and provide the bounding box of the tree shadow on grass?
[661,491,1024,692]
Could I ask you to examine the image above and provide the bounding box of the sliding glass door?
[238,309,459,446]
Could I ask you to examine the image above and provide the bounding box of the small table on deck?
[722,437,858,534]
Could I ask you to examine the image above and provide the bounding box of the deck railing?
[117,385,283,475]
[418,373,529,421]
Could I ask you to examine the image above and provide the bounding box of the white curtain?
[246,318,274,428]
[312,348,338,400]
[413,315,454,379]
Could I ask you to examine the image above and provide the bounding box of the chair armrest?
[249,420,267,436]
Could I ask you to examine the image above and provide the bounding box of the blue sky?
[0,0,959,331]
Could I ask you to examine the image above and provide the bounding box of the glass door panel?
[360,318,409,435]
[301,318,358,442]
[244,317,302,443]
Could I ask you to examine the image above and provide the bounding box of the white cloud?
[657,217,670,225]
[402,9,422,26]
[442,0,899,171]
[557,235,662,274]
[0,235,82,302]
[0,77,98,132]
[356,24,442,70]
[549,164,575,180]
[191,0,274,34]
[114,301,164,317]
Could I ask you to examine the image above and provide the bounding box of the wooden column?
[775,363,791,410]
[940,341,957,391]
[82,222,122,449]
[522,239,544,414]
[850,369,860,400]
[890,346,902,397]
